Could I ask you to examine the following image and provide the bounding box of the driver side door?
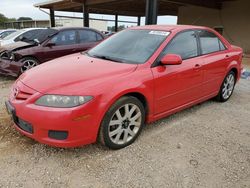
[42,30,78,62]
[152,30,204,115]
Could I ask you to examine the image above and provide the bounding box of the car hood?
[0,41,35,53]
[19,53,138,94]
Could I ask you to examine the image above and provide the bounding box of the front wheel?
[20,57,38,74]
[99,96,145,150]
[216,71,236,102]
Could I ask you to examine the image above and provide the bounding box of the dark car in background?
[0,27,104,76]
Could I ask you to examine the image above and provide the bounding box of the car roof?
[50,27,102,32]
[130,25,211,32]
[20,28,45,31]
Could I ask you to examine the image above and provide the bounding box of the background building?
[35,0,250,54]
[3,18,108,31]
[178,0,250,54]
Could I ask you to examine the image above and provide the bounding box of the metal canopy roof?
[34,0,233,17]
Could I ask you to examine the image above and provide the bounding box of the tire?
[20,57,38,74]
[216,71,236,102]
[99,96,145,150]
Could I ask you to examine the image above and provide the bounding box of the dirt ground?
[0,61,249,188]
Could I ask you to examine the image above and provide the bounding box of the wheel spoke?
[114,130,123,143]
[130,111,141,121]
[124,104,129,117]
[109,126,122,137]
[130,120,141,127]
[115,110,123,121]
[127,128,135,137]
[128,105,137,118]
[110,120,121,126]
[123,130,128,143]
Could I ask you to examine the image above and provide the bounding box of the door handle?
[194,64,201,69]
[225,55,231,59]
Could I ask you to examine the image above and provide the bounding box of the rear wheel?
[99,96,145,150]
[216,71,236,102]
[20,57,38,74]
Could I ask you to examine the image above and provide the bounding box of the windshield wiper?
[91,54,123,63]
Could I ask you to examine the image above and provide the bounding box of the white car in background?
[0,28,45,46]
[0,29,17,40]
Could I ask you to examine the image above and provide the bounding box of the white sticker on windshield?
[149,31,169,36]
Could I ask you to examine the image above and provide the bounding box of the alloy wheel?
[21,59,37,73]
[222,73,235,100]
[108,103,142,145]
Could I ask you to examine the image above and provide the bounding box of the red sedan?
[6,25,243,149]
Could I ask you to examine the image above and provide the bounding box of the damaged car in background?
[0,27,104,77]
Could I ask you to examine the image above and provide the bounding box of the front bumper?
[7,81,103,148]
[0,58,21,77]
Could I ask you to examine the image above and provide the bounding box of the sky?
[0,0,177,26]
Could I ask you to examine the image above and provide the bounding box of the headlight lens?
[35,95,93,108]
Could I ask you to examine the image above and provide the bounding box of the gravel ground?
[0,72,249,187]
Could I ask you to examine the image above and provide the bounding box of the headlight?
[35,95,93,108]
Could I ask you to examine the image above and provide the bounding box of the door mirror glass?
[161,54,182,65]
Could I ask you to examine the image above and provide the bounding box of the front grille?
[15,90,33,100]
[12,81,36,101]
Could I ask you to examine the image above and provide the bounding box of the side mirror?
[46,42,55,47]
[161,54,182,65]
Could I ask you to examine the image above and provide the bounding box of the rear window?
[198,30,226,55]
[78,30,103,43]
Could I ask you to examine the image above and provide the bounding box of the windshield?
[3,30,23,40]
[88,30,169,64]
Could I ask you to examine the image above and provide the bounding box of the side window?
[50,30,77,46]
[198,30,226,55]
[162,31,198,60]
[78,30,102,43]
[96,33,103,41]
[14,29,43,42]
[219,40,226,51]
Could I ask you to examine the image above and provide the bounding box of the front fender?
[99,67,155,123]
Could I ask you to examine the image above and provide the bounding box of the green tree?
[108,25,126,32]
[0,13,8,24]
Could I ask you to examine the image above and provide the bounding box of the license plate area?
[5,101,33,134]
[5,101,15,115]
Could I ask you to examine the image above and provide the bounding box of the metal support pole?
[137,16,141,26]
[145,0,158,25]
[49,9,55,27]
[83,3,89,27]
[115,14,118,32]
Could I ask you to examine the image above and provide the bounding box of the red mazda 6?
[6,25,243,149]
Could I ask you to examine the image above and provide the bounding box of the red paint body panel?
[7,25,243,148]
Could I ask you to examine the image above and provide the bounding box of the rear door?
[75,29,104,52]
[197,30,229,95]
[42,30,78,62]
[152,30,204,114]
